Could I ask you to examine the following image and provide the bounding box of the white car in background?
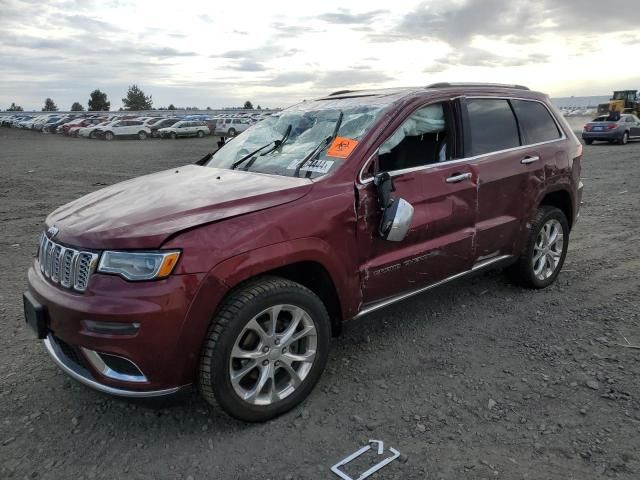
[96,120,152,140]
[158,120,210,139]
[79,121,114,139]
[215,117,250,136]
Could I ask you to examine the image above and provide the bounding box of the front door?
[356,101,477,305]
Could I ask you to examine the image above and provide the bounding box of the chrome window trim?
[358,96,567,185]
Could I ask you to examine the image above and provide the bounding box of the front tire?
[199,277,331,422]
[197,130,204,138]
[170,132,177,140]
[104,131,114,141]
[619,131,629,145]
[508,206,569,289]
[228,128,236,136]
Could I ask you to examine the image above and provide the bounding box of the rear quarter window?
[511,100,561,145]
[466,98,520,156]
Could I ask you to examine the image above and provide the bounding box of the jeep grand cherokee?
[24,83,583,421]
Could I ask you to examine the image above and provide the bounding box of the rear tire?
[138,131,147,140]
[584,139,593,145]
[228,128,236,136]
[507,206,569,289]
[199,276,331,422]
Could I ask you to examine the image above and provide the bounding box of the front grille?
[38,234,99,292]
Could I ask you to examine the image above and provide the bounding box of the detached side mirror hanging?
[373,172,414,242]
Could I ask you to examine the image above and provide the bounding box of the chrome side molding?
[354,254,513,319]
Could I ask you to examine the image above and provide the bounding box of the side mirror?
[373,172,414,242]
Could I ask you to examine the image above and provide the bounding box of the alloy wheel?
[532,219,564,281]
[229,304,317,406]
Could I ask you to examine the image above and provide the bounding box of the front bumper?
[27,260,228,396]
[44,335,183,397]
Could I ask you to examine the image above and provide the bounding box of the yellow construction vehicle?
[597,90,640,116]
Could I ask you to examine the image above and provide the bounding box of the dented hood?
[47,165,312,249]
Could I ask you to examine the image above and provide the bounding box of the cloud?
[392,0,639,47]
[314,69,393,88]
[317,9,387,25]
[60,14,123,32]
[229,60,267,72]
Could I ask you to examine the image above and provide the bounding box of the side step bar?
[354,254,514,319]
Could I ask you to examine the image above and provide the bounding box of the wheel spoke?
[533,249,544,263]
[283,324,316,348]
[244,364,270,403]
[231,344,264,360]
[245,317,269,343]
[268,305,282,337]
[230,360,257,385]
[279,361,303,387]
[283,350,316,364]
[278,309,304,345]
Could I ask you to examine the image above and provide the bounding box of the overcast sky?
[2,0,639,110]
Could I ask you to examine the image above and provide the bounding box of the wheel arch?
[209,239,359,336]
[539,189,574,229]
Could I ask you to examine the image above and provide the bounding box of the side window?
[377,103,450,173]
[511,100,561,145]
[466,99,519,156]
[625,116,634,123]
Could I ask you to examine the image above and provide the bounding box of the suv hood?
[47,165,312,249]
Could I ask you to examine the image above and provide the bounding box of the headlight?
[97,250,180,281]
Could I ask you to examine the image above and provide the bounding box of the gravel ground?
[1,128,639,480]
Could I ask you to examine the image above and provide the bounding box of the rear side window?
[511,100,561,145]
[466,99,519,156]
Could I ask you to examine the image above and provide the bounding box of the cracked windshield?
[207,98,389,178]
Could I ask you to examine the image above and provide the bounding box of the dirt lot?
[1,127,639,480]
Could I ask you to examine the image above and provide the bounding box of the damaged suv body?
[24,83,583,421]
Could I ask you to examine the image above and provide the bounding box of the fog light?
[82,320,140,336]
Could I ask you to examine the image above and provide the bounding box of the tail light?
[606,124,617,130]
[583,124,590,131]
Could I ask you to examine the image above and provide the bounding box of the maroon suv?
[24,83,583,421]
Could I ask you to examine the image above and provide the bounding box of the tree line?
[4,86,261,112]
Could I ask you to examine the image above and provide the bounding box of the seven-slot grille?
[38,234,99,292]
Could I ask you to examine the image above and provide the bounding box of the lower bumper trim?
[44,335,186,398]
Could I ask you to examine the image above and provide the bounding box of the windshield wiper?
[293,112,343,177]
[231,124,292,170]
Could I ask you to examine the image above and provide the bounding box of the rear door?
[356,100,477,304]
[462,97,561,260]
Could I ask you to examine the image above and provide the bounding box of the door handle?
[445,172,472,183]
[521,155,540,165]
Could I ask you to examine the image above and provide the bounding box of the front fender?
[210,237,360,320]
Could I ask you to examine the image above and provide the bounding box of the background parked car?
[96,120,151,140]
[149,118,180,137]
[158,120,210,139]
[79,121,114,139]
[215,117,250,136]
[582,114,640,145]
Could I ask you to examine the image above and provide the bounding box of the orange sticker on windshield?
[327,137,359,158]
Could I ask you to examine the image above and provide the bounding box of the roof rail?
[329,89,363,96]
[426,82,530,91]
